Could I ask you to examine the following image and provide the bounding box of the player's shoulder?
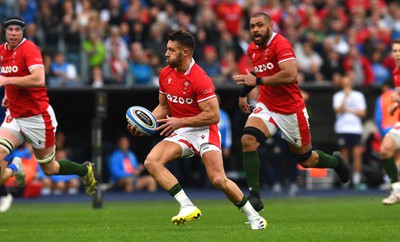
[19,39,39,49]
[159,66,174,78]
[190,63,213,82]
[270,33,292,47]
[247,42,258,54]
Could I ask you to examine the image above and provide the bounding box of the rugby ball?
[126,106,158,136]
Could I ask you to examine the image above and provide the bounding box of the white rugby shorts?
[1,105,58,149]
[249,102,311,147]
[164,126,221,157]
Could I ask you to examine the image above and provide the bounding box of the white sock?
[174,190,194,208]
[392,181,400,192]
[353,172,361,185]
[240,201,259,219]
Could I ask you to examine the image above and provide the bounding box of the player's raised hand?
[233,69,257,86]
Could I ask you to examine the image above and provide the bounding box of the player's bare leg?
[202,150,267,230]
[380,135,400,205]
[144,140,201,225]
[34,145,97,196]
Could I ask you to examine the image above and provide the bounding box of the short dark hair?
[251,12,271,23]
[393,38,400,46]
[167,30,195,52]
[4,16,25,29]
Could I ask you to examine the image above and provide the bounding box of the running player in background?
[128,30,267,230]
[232,12,351,211]
[379,39,400,205]
[0,16,96,196]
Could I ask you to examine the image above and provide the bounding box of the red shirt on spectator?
[215,1,243,37]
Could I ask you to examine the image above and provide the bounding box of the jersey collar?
[257,32,277,49]
[5,38,26,50]
[182,58,195,75]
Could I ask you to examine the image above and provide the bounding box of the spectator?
[333,73,367,189]
[104,25,130,62]
[129,42,153,86]
[295,40,324,82]
[99,0,124,27]
[17,0,38,26]
[105,41,129,85]
[83,30,106,70]
[342,46,375,86]
[215,0,244,38]
[24,22,42,47]
[108,136,157,193]
[48,51,80,87]
[371,50,391,86]
[61,0,81,68]
[198,45,223,84]
[37,1,60,53]
[220,48,239,84]
[88,66,113,88]
[320,47,345,82]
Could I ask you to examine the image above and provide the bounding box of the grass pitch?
[1,195,400,242]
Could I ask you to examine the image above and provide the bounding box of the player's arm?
[181,97,220,127]
[233,60,297,86]
[157,97,220,136]
[0,66,45,87]
[153,93,171,120]
[258,60,297,86]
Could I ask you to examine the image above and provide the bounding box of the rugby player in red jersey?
[128,30,267,230]
[380,39,400,205]
[233,12,351,211]
[0,17,96,196]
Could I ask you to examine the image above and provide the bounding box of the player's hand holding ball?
[126,106,158,136]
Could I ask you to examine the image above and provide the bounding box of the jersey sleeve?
[24,43,43,71]
[275,40,296,64]
[158,68,166,94]
[194,71,216,103]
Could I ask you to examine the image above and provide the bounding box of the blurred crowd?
[0,0,399,88]
[2,0,400,198]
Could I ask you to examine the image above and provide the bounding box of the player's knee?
[209,175,227,190]
[143,155,159,172]
[293,149,313,168]
[241,126,266,150]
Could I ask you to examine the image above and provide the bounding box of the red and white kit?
[247,32,310,147]
[0,38,57,149]
[159,59,220,156]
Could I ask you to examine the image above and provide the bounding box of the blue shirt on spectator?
[108,149,139,182]
[129,62,153,85]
